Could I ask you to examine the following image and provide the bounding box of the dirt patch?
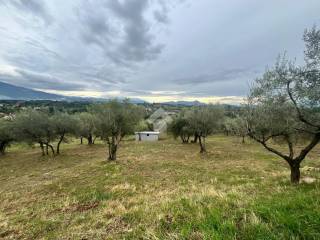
[0,229,21,238]
[301,177,317,184]
[105,216,131,234]
[63,201,100,213]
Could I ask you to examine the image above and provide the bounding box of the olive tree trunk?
[180,135,190,143]
[108,143,118,161]
[249,132,320,184]
[192,134,200,143]
[87,134,93,145]
[45,144,49,155]
[48,144,55,156]
[0,141,9,155]
[44,143,55,156]
[56,133,65,155]
[39,142,45,156]
[290,164,300,184]
[199,136,206,153]
[107,133,122,161]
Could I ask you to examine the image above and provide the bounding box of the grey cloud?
[24,37,60,56]
[108,0,148,22]
[153,0,169,24]
[1,0,320,101]
[184,80,249,97]
[0,69,85,91]
[78,6,113,48]
[1,0,53,25]
[78,72,126,87]
[6,53,50,73]
[174,68,258,85]
[108,0,165,62]
[120,89,182,96]
[5,40,62,73]
[154,10,169,24]
[16,70,79,90]
[77,0,165,65]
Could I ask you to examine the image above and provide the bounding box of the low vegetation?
[0,136,319,239]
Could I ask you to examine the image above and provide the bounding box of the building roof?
[135,131,160,135]
[148,108,167,122]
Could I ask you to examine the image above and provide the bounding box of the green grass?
[0,135,319,239]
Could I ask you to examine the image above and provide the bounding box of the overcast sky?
[0,0,319,103]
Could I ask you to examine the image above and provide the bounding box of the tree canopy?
[186,105,224,153]
[246,26,320,183]
[92,100,144,160]
[0,119,14,155]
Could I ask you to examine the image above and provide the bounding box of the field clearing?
[0,135,320,239]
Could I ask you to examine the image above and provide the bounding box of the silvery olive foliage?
[169,111,194,143]
[92,100,144,161]
[186,105,224,153]
[13,109,79,156]
[246,26,320,183]
[75,112,98,145]
[224,116,248,143]
[0,119,14,155]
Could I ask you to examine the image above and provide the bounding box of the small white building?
[135,131,160,141]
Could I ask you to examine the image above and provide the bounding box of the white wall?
[135,133,159,141]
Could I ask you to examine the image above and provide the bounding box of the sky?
[0,0,320,104]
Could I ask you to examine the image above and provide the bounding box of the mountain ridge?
[0,81,210,106]
[0,81,69,100]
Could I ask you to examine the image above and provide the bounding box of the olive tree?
[169,114,193,143]
[246,26,320,183]
[14,110,56,156]
[224,116,248,143]
[51,112,78,154]
[76,112,97,145]
[93,100,143,161]
[0,119,14,155]
[187,105,224,153]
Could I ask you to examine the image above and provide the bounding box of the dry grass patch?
[0,135,319,239]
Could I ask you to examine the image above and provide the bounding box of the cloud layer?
[0,0,320,103]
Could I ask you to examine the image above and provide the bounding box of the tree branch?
[248,132,292,163]
[286,81,319,128]
[294,127,319,135]
[284,135,294,159]
[295,132,320,163]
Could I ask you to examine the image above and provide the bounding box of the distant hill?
[161,100,206,106]
[0,81,70,101]
[0,81,146,103]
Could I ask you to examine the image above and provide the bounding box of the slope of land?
[0,81,147,103]
[0,136,319,239]
[0,81,67,100]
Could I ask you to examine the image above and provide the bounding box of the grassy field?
[0,135,320,239]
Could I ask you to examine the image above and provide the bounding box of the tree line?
[0,100,144,161]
